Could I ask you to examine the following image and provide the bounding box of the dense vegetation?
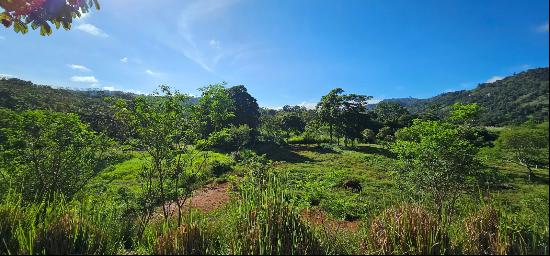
[380,67,549,126]
[0,70,548,255]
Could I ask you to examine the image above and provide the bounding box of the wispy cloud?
[120,57,128,63]
[71,76,98,83]
[209,39,221,49]
[145,69,162,76]
[537,21,549,33]
[161,0,241,73]
[486,76,504,83]
[77,23,109,37]
[0,73,14,78]
[68,64,91,72]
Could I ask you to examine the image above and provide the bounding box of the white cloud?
[145,69,162,76]
[68,64,91,72]
[71,76,98,83]
[486,76,504,83]
[0,73,14,78]
[77,23,109,37]
[101,86,143,94]
[537,21,549,33]
[120,57,128,63]
[367,98,383,104]
[209,39,221,49]
[297,101,318,110]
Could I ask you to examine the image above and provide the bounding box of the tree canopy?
[0,0,100,36]
[228,85,260,130]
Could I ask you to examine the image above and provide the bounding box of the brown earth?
[158,181,233,218]
[300,208,361,232]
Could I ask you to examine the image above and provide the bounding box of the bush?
[362,129,376,143]
[209,160,232,177]
[367,204,447,254]
[376,126,393,142]
[209,124,252,151]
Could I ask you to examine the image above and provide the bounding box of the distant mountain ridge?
[377,67,549,126]
[1,67,548,127]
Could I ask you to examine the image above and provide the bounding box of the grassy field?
[90,142,549,253]
[2,140,547,254]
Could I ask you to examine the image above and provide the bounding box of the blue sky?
[0,0,548,108]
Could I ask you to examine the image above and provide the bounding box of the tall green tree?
[317,88,344,143]
[374,102,411,128]
[338,94,372,146]
[279,113,306,139]
[228,85,260,130]
[448,103,482,126]
[196,83,235,136]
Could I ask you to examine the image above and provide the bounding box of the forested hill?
[0,78,137,137]
[380,67,549,126]
[0,78,136,111]
[2,67,548,128]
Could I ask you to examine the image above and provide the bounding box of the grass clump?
[153,223,211,255]
[462,206,506,255]
[367,204,447,255]
[231,156,326,255]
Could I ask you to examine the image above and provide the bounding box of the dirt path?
[158,182,233,218]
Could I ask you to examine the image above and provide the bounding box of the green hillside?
[380,67,549,126]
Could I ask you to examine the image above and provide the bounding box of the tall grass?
[366,204,448,255]
[229,166,326,255]
[0,193,124,255]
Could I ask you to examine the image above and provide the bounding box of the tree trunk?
[329,124,333,144]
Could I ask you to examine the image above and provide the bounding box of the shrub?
[367,204,447,254]
[376,126,393,142]
[209,160,232,177]
[209,124,252,151]
[362,128,376,143]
